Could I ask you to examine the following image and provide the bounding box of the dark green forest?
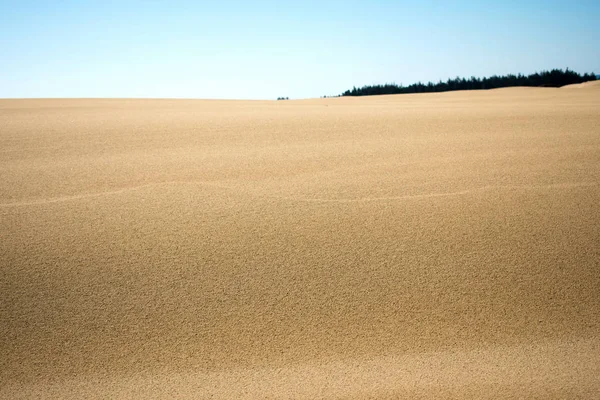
[341,69,597,97]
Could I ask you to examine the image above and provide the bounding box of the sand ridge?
[1,86,600,398]
[0,180,597,208]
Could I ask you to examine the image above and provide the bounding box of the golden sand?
[1,83,600,398]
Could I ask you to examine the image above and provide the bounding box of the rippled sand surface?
[2,83,600,398]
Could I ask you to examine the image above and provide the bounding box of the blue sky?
[1,0,598,99]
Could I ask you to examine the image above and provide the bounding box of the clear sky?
[1,0,599,99]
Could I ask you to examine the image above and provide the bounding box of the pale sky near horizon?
[1,1,599,99]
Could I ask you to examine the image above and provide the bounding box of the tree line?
[341,69,597,97]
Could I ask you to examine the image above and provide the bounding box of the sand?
[1,83,600,398]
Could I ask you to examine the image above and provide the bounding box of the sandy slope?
[1,85,599,398]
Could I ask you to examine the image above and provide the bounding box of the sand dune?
[1,86,599,398]
[561,80,600,90]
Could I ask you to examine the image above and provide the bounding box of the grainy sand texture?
[1,83,600,398]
